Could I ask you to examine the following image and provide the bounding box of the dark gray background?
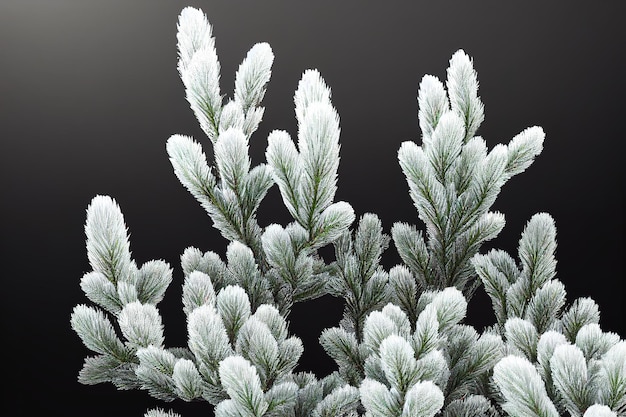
[1,1,623,416]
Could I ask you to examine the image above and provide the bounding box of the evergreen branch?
[71,304,130,361]
[235,317,280,389]
[135,346,179,401]
[505,126,545,176]
[525,280,566,334]
[398,140,448,234]
[266,130,302,220]
[418,74,449,144]
[214,128,250,197]
[504,317,539,362]
[167,134,268,266]
[219,100,245,132]
[379,335,420,394]
[118,301,165,350]
[313,384,360,417]
[234,42,274,117]
[560,297,601,342]
[472,249,517,329]
[328,214,389,339]
[176,7,215,73]
[388,265,420,327]
[80,271,124,314]
[427,112,465,185]
[85,195,133,285]
[518,213,557,298]
[181,48,222,142]
[402,380,445,417]
[442,395,500,417]
[264,381,299,416]
[167,135,240,240]
[135,260,173,305]
[182,270,216,316]
[550,344,592,416]
[453,136,487,196]
[218,356,269,417]
[181,247,228,292]
[596,342,626,412]
[536,331,568,396]
[294,69,332,129]
[298,101,341,233]
[173,359,205,401]
[225,242,272,312]
[188,305,233,376]
[446,50,484,143]
[217,285,252,345]
[493,355,559,417]
[360,378,402,417]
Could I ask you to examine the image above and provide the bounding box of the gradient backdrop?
[1,1,624,416]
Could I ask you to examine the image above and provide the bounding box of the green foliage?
[70,6,624,417]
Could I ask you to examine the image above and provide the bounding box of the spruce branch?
[442,394,501,417]
[71,304,130,361]
[473,213,561,332]
[118,301,165,350]
[312,384,361,417]
[234,42,274,138]
[493,355,560,417]
[480,213,626,416]
[596,342,626,413]
[267,69,354,244]
[550,344,592,415]
[217,355,269,417]
[172,7,277,272]
[135,346,180,401]
[73,195,177,391]
[324,213,390,343]
[395,51,544,296]
[85,195,134,286]
[446,50,485,143]
[262,68,356,310]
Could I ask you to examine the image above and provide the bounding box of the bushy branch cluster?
[71,7,625,417]
[477,214,626,417]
